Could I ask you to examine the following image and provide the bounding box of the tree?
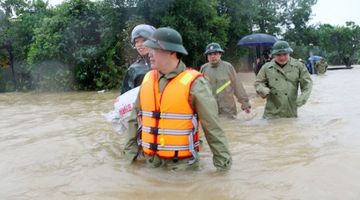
[216,0,257,67]
[137,0,229,68]
[283,0,317,45]
[316,22,360,65]
[0,0,47,90]
[27,0,115,90]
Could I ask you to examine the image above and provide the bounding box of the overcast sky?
[48,0,360,26]
[310,0,360,26]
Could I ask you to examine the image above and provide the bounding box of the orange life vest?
[139,69,202,160]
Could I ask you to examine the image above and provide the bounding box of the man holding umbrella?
[255,40,312,118]
[238,33,277,74]
[200,42,251,118]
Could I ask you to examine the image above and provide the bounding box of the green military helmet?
[204,42,224,55]
[271,40,293,55]
[144,27,188,55]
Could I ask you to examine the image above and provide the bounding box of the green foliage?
[26,0,126,91]
[31,61,73,91]
[217,0,318,67]
[311,22,360,65]
[137,0,229,68]
[12,61,33,90]
[1,0,360,92]
[74,45,123,90]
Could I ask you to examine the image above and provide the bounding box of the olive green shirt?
[123,61,232,171]
[255,57,312,118]
[200,60,251,117]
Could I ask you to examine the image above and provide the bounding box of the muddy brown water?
[1,66,360,199]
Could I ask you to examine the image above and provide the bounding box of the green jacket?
[123,61,232,171]
[200,60,251,117]
[255,57,312,118]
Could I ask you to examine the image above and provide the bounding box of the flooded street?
[1,66,360,200]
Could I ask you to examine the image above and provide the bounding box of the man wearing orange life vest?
[123,27,232,171]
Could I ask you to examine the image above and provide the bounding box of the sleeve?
[190,77,232,171]
[229,64,251,110]
[123,93,141,163]
[254,65,271,98]
[121,67,135,94]
[199,64,206,73]
[296,64,313,107]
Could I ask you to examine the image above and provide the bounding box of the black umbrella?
[237,33,278,74]
[237,33,278,46]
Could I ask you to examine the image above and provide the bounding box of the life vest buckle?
[150,127,159,135]
[149,143,158,151]
[152,111,161,119]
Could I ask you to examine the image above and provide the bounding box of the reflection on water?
[1,66,360,199]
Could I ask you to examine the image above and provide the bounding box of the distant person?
[200,42,251,118]
[123,28,232,171]
[305,61,313,74]
[255,40,313,118]
[306,56,317,74]
[255,58,262,75]
[255,50,272,75]
[264,50,272,62]
[121,24,156,94]
[315,58,328,75]
[343,54,352,68]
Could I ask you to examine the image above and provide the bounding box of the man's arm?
[123,94,141,162]
[121,68,135,94]
[190,77,232,171]
[254,65,270,98]
[229,65,251,110]
[297,64,313,107]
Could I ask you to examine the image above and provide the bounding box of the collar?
[136,55,151,68]
[275,61,287,68]
[157,61,186,80]
[210,60,221,68]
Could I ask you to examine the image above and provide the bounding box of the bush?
[32,61,74,91]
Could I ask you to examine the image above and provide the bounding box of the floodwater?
[1,66,360,200]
